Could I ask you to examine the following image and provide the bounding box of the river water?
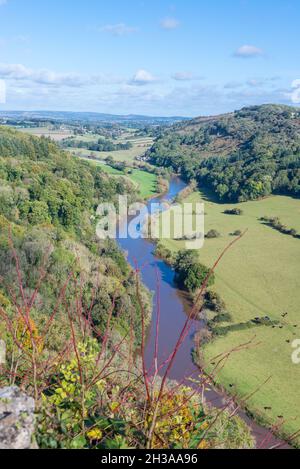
[117,176,288,449]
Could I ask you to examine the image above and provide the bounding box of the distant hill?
[0,110,188,126]
[148,104,300,202]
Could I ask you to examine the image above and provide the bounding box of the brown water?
[117,176,289,449]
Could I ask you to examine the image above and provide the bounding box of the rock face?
[0,387,36,449]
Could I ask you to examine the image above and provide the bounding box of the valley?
[1,0,300,454]
[157,187,300,441]
[0,103,299,449]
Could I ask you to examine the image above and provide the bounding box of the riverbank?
[153,184,300,447]
[116,176,291,448]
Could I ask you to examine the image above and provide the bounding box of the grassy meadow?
[19,126,73,141]
[78,157,157,199]
[68,132,153,163]
[159,188,300,442]
[20,126,154,163]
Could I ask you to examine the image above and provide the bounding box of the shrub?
[231,230,242,236]
[174,250,214,293]
[212,317,279,337]
[156,177,169,195]
[154,243,174,264]
[224,208,243,216]
[205,229,221,239]
[1,256,253,450]
[212,311,232,323]
[204,291,226,313]
[260,216,298,238]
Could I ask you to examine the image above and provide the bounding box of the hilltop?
[0,110,188,126]
[148,104,300,202]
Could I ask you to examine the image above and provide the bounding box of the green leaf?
[70,435,87,449]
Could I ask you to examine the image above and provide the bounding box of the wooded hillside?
[148,105,300,202]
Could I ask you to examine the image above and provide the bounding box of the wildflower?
[87,428,103,441]
[198,439,209,449]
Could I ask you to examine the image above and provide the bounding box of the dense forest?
[0,126,150,347]
[148,104,300,202]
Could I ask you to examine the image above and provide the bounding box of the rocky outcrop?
[0,387,36,449]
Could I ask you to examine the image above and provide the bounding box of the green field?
[19,126,73,141]
[68,133,153,163]
[70,145,151,163]
[19,127,153,162]
[79,158,157,199]
[159,188,300,442]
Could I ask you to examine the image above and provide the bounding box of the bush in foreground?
[0,239,255,449]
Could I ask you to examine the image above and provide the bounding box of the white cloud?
[130,69,157,86]
[0,79,6,103]
[0,63,101,87]
[234,45,264,58]
[160,17,180,30]
[34,70,88,87]
[288,79,300,104]
[1,76,291,117]
[1,64,83,86]
[99,23,138,36]
[0,63,32,80]
[172,72,203,82]
[0,63,290,116]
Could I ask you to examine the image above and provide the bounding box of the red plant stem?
[8,228,27,310]
[88,333,129,389]
[99,294,117,360]
[41,272,73,341]
[146,232,248,448]
[0,307,32,360]
[28,245,52,309]
[159,232,248,400]
[128,303,134,376]
[135,265,151,403]
[67,306,83,387]
[153,267,161,379]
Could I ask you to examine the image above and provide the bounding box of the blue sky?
[0,0,299,116]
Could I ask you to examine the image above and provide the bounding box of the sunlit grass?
[159,188,300,440]
[78,157,157,199]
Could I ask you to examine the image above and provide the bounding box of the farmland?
[18,126,73,141]
[17,125,154,163]
[158,188,300,441]
[67,131,154,164]
[77,157,158,199]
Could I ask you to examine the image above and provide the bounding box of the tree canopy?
[0,126,150,348]
[147,105,300,202]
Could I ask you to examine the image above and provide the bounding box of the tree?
[28,201,51,225]
[174,250,214,293]
[206,229,221,239]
